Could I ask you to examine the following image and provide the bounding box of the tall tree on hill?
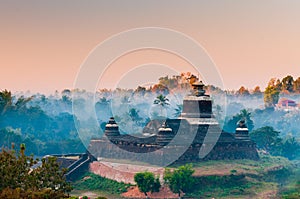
[0,90,13,115]
[293,77,300,93]
[237,86,250,96]
[281,75,294,93]
[275,79,282,91]
[252,86,262,96]
[264,78,280,108]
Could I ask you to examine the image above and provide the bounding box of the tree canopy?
[0,144,72,198]
[164,164,195,198]
[250,126,281,153]
[134,172,160,197]
[264,79,280,108]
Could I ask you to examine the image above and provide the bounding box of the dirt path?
[77,191,99,198]
[122,186,179,199]
[255,190,278,199]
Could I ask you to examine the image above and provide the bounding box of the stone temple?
[88,81,259,166]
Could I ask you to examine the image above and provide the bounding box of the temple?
[88,81,259,165]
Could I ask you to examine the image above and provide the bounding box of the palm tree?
[174,104,183,118]
[0,89,13,115]
[154,94,169,116]
[238,109,254,131]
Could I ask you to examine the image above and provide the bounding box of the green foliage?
[128,108,141,122]
[154,94,170,117]
[72,173,131,194]
[237,86,250,96]
[187,174,264,198]
[134,171,161,197]
[250,126,300,160]
[281,182,300,198]
[154,94,170,107]
[0,127,22,149]
[178,155,296,198]
[0,89,13,115]
[164,164,195,197]
[278,167,300,198]
[224,109,254,132]
[265,75,300,94]
[230,169,237,174]
[281,137,300,160]
[0,89,85,156]
[281,75,294,93]
[250,126,281,152]
[264,79,280,108]
[294,77,300,93]
[0,145,72,198]
[174,104,183,118]
[252,86,262,96]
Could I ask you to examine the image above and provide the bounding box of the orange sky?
[1,1,300,94]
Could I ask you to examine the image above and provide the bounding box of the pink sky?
[1,1,300,94]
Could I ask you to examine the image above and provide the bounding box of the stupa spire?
[192,81,206,96]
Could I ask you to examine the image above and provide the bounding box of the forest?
[0,73,300,160]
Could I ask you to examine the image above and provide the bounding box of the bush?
[72,173,131,194]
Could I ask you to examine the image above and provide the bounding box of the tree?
[164,164,195,198]
[154,94,169,117]
[293,77,300,93]
[281,75,294,93]
[237,86,250,96]
[128,108,141,122]
[264,79,280,108]
[0,128,22,149]
[174,104,183,118]
[0,89,13,115]
[0,90,33,116]
[121,96,130,104]
[275,79,282,91]
[239,109,254,131]
[151,84,169,95]
[134,86,146,95]
[99,97,110,104]
[249,126,281,153]
[134,172,160,198]
[0,144,72,197]
[281,137,300,160]
[188,74,198,85]
[252,86,262,96]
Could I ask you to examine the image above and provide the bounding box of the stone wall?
[89,161,164,184]
[88,136,259,166]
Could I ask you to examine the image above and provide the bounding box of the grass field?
[71,154,299,199]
